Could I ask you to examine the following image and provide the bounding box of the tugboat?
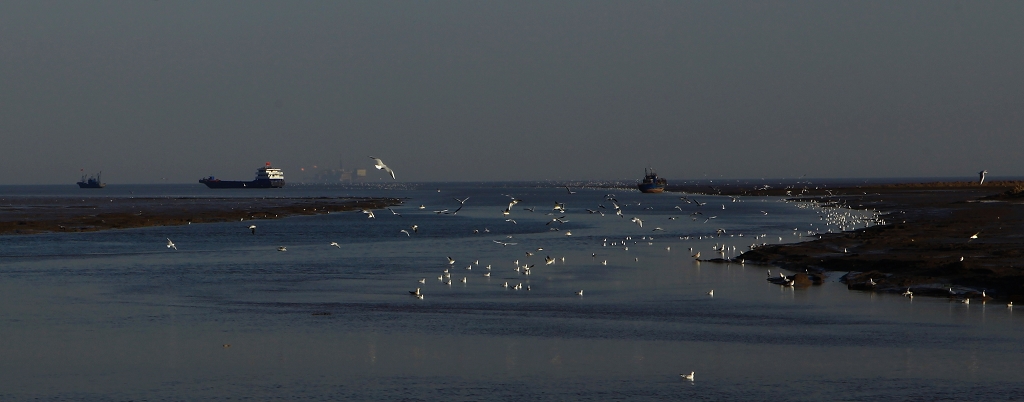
[77,171,106,188]
[638,168,667,193]
[200,162,285,189]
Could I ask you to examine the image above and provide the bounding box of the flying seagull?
[979,170,988,185]
[248,225,257,234]
[362,209,375,219]
[564,185,577,195]
[330,242,340,248]
[369,156,396,179]
[388,208,402,217]
[452,197,470,214]
[166,238,177,250]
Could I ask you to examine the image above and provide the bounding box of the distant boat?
[77,171,106,189]
[200,162,285,189]
[638,168,666,193]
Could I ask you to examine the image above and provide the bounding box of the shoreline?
[668,181,1024,302]
[0,196,403,235]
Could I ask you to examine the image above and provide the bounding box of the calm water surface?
[1,183,1022,401]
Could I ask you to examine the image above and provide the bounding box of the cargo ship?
[200,163,285,189]
[637,168,667,193]
[77,172,106,188]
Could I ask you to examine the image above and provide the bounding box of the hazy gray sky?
[2,1,1022,184]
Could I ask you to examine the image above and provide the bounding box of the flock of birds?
[161,177,884,303]
[161,178,881,313]
[159,162,999,382]
[323,183,888,308]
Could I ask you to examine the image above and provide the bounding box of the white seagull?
[979,170,988,184]
[681,372,694,381]
[166,238,177,250]
[369,156,396,179]
[329,242,340,248]
[452,197,470,214]
[248,225,257,234]
[362,209,375,219]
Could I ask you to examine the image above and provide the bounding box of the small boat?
[638,168,666,193]
[200,162,285,189]
[77,171,106,188]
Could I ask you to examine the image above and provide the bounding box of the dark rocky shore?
[669,181,1024,302]
[0,196,402,235]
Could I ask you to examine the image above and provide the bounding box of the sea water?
[0,183,1021,401]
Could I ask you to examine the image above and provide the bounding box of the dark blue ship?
[77,172,106,188]
[638,168,666,193]
[200,163,286,189]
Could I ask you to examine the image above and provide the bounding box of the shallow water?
[1,183,1022,401]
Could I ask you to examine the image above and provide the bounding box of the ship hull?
[77,182,105,189]
[637,183,665,193]
[200,179,285,189]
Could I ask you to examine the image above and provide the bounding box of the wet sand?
[0,196,402,234]
[668,181,1024,301]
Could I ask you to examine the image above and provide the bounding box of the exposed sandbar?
[0,196,402,235]
[671,181,1024,301]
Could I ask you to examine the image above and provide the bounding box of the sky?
[1,1,1022,184]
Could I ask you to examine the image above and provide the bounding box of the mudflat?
[668,181,1024,301]
[0,196,401,235]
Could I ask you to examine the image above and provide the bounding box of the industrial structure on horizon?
[300,160,367,183]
